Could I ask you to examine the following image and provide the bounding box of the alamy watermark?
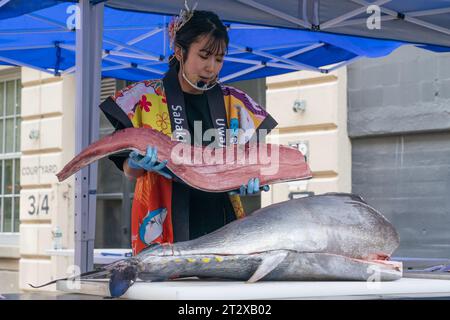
[366,264,382,289]
[366,5,381,30]
[65,264,82,290]
[66,4,80,30]
[168,123,282,176]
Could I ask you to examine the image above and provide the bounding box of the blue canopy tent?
[1,0,450,273]
[3,0,450,47]
[0,1,449,82]
[0,2,436,82]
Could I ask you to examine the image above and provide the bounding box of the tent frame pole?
[407,7,450,17]
[102,56,165,75]
[74,0,103,273]
[0,55,52,73]
[0,44,55,51]
[102,27,162,60]
[61,44,167,76]
[321,0,391,29]
[229,43,322,72]
[326,6,450,29]
[351,0,450,37]
[325,15,395,29]
[221,42,325,82]
[102,64,130,72]
[103,37,162,61]
[323,56,362,73]
[0,0,11,8]
[224,56,310,70]
[62,27,163,75]
[232,0,450,41]
[235,0,311,28]
[106,50,160,61]
[0,29,70,35]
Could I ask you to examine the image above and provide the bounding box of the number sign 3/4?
[27,194,50,216]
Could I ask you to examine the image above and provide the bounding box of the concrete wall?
[348,46,450,258]
[348,46,450,138]
[262,67,351,207]
[19,68,75,291]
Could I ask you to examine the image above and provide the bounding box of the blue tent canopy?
[0,2,448,82]
[2,1,450,46]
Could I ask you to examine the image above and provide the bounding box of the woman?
[100,7,278,255]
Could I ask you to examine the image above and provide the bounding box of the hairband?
[168,0,198,50]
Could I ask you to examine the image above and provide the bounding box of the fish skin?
[103,193,401,297]
[132,251,401,282]
[164,193,400,259]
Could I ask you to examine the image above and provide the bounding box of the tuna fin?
[247,251,288,283]
[109,264,138,298]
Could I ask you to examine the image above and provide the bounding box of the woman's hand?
[229,178,270,196]
[127,146,172,179]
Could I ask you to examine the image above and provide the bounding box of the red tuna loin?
[56,127,312,192]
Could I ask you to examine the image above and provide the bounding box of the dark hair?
[169,10,229,68]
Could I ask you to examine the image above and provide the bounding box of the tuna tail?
[108,260,139,298]
[28,268,111,289]
[29,258,139,298]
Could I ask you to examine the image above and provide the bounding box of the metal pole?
[74,0,103,273]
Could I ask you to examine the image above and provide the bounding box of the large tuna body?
[104,193,402,297]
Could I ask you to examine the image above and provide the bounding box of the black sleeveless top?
[183,91,236,239]
[109,91,236,241]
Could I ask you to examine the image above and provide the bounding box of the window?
[0,78,21,233]
[95,79,135,248]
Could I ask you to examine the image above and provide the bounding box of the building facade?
[262,67,351,206]
[348,46,450,259]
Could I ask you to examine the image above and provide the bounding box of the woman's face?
[176,35,225,94]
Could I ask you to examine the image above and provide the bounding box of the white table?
[56,277,450,300]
